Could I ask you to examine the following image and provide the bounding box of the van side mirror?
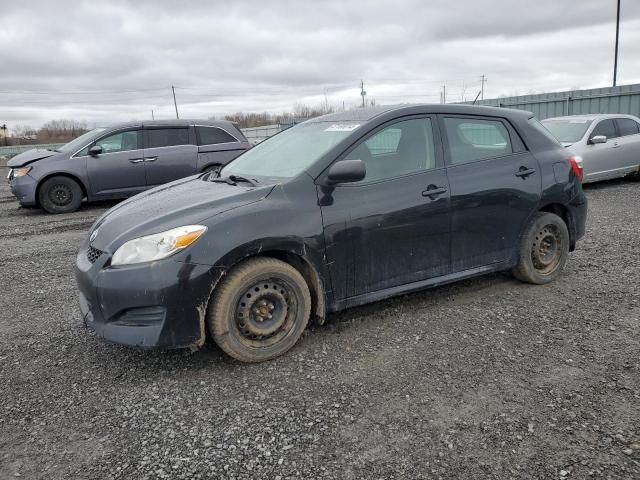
[325,160,366,185]
[89,145,103,156]
[589,135,607,144]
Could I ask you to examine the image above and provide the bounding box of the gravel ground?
[0,178,638,480]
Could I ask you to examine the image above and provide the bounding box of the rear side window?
[443,117,513,165]
[145,128,190,148]
[591,119,618,139]
[196,126,238,145]
[615,118,640,136]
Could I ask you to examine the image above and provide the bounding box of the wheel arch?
[214,240,327,325]
[538,202,575,250]
[35,172,88,207]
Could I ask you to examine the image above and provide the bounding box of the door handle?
[515,166,536,178]
[129,158,144,164]
[422,185,448,199]
[144,157,158,162]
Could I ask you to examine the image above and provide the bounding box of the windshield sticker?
[325,124,360,132]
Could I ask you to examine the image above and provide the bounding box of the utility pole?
[360,80,366,108]
[442,85,446,104]
[171,85,180,119]
[480,74,487,100]
[613,0,621,86]
[151,109,155,120]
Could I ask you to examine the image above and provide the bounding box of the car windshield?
[541,118,593,143]
[57,128,106,153]
[221,121,360,179]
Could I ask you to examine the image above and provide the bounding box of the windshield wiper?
[212,174,259,187]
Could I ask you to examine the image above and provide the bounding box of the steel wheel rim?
[49,184,73,206]
[531,224,562,274]
[234,278,298,347]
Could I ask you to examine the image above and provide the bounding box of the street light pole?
[613,0,621,87]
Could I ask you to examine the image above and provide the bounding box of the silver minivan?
[7,120,251,213]
[542,114,640,184]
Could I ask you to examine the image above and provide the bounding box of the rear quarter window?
[196,126,239,146]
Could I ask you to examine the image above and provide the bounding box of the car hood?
[89,176,275,252]
[7,149,58,167]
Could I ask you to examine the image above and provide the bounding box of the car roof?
[104,119,238,130]
[305,104,533,123]
[543,113,639,122]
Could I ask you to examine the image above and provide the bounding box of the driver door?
[86,129,147,198]
[319,117,451,301]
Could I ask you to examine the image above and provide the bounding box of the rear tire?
[208,257,311,363]
[512,212,570,285]
[38,176,83,214]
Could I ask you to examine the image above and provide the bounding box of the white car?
[542,114,640,183]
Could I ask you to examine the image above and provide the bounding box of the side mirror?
[589,135,607,144]
[326,159,366,185]
[89,145,103,156]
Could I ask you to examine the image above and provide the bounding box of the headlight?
[13,167,32,177]
[111,225,207,266]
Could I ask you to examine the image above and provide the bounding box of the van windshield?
[541,119,592,143]
[58,128,106,153]
[221,121,360,179]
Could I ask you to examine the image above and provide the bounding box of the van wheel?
[203,164,221,178]
[512,212,570,285]
[208,257,311,363]
[38,176,83,214]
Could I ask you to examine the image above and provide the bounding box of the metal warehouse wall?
[465,83,640,120]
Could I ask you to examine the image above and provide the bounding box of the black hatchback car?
[75,105,587,362]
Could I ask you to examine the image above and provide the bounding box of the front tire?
[512,212,570,285]
[38,176,83,214]
[208,257,311,363]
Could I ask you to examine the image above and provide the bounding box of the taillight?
[569,155,583,182]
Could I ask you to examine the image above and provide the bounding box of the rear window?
[145,128,190,148]
[616,118,640,137]
[196,126,238,145]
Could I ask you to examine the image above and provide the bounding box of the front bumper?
[75,246,224,348]
[8,173,38,206]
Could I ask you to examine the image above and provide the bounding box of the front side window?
[615,118,640,137]
[541,118,592,143]
[145,128,190,149]
[95,130,141,154]
[60,128,106,154]
[591,119,617,139]
[196,126,238,145]
[443,117,513,165]
[344,118,436,182]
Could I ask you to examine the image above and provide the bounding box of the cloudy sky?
[2,0,640,129]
